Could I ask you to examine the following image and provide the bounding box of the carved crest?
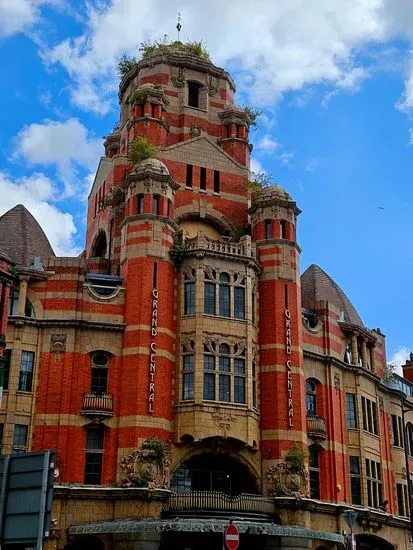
[212,411,235,438]
[265,458,309,499]
[189,123,201,138]
[120,438,170,489]
[333,373,341,392]
[50,334,66,361]
[171,66,185,88]
[207,74,218,96]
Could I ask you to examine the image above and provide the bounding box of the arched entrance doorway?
[171,453,258,495]
[65,535,104,550]
[356,534,394,550]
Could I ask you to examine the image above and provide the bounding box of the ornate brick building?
[1,44,413,550]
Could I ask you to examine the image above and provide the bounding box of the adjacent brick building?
[1,43,413,550]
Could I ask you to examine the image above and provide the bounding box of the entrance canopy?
[68,517,344,544]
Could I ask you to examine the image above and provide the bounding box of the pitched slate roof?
[301,264,363,327]
[0,204,55,266]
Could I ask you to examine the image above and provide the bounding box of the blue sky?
[1,0,413,366]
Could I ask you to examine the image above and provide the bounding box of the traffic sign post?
[224,522,239,550]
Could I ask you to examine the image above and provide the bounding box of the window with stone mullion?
[182,353,195,400]
[203,353,216,401]
[219,273,230,317]
[234,358,246,403]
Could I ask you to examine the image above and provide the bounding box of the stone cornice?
[54,485,170,501]
[303,350,382,384]
[338,321,377,343]
[7,317,125,332]
[252,237,302,254]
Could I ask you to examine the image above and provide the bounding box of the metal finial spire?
[176,13,182,41]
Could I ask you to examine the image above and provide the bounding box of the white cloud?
[0,172,80,256]
[305,157,323,172]
[14,118,102,196]
[0,0,56,38]
[397,56,413,112]
[43,0,407,113]
[256,135,280,153]
[389,346,412,375]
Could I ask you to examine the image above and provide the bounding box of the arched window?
[306,379,317,415]
[84,425,105,484]
[91,231,107,258]
[344,343,352,364]
[219,273,230,317]
[309,446,320,499]
[90,352,109,395]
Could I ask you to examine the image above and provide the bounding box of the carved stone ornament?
[265,460,309,499]
[333,373,341,391]
[120,438,170,489]
[189,123,201,138]
[171,66,185,88]
[207,75,218,96]
[50,334,67,361]
[379,396,384,412]
[212,411,235,438]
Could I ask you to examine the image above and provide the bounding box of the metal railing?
[81,393,114,416]
[307,415,327,439]
[167,491,275,516]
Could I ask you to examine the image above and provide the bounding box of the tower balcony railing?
[81,392,114,417]
[184,233,256,259]
[307,414,327,440]
[164,491,275,518]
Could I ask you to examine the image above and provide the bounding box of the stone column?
[17,277,28,316]
[351,334,358,366]
[361,338,368,369]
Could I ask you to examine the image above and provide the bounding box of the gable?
[87,157,113,199]
[161,136,249,176]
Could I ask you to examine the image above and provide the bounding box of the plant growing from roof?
[284,442,309,473]
[243,106,262,128]
[139,37,210,61]
[117,54,137,77]
[128,136,159,165]
[245,170,272,197]
[128,89,149,105]
[100,186,125,210]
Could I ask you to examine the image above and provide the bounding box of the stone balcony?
[164,491,276,519]
[307,415,327,441]
[184,232,257,261]
[81,393,114,418]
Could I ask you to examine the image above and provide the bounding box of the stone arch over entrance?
[356,534,394,550]
[90,230,107,258]
[171,448,259,495]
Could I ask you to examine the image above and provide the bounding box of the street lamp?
[343,510,358,549]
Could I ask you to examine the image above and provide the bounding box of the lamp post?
[401,401,413,543]
[343,510,358,549]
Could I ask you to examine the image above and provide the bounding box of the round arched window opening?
[306,379,317,415]
[90,352,110,395]
[90,231,107,259]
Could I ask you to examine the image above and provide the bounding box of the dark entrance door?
[356,534,394,550]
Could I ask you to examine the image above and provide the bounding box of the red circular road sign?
[224,523,240,550]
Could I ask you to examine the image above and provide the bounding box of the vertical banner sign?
[149,288,158,413]
[285,309,294,427]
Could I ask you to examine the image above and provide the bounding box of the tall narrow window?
[397,483,408,517]
[234,286,245,319]
[204,282,216,315]
[182,348,195,400]
[188,82,201,108]
[200,167,207,190]
[153,195,160,215]
[392,415,404,448]
[186,164,193,187]
[234,356,246,404]
[90,352,109,395]
[346,393,357,428]
[184,281,195,315]
[167,199,172,217]
[306,380,317,415]
[3,349,11,391]
[219,273,230,317]
[309,447,320,499]
[13,424,28,452]
[280,219,287,239]
[407,423,413,456]
[213,170,220,193]
[252,355,257,408]
[84,425,104,484]
[366,458,383,509]
[137,194,144,214]
[219,344,231,402]
[18,351,34,392]
[344,344,352,364]
[203,351,215,401]
[265,220,272,240]
[9,288,19,316]
[362,397,378,435]
[0,424,4,448]
[349,456,362,505]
